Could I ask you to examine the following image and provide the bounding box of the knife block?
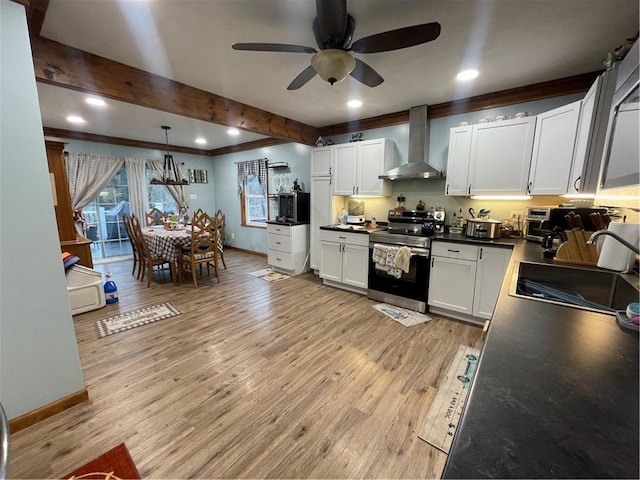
[553,230,598,266]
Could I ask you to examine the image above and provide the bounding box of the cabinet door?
[445,126,472,195]
[428,256,476,314]
[320,241,342,282]
[569,77,600,193]
[529,101,581,195]
[333,143,358,195]
[342,244,369,289]
[357,139,388,195]
[310,176,334,270]
[469,117,536,195]
[472,246,512,319]
[311,146,333,176]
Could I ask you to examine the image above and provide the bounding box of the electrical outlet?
[230,232,235,240]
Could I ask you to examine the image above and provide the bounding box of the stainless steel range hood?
[379,105,444,180]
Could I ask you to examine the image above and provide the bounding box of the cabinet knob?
[527,181,532,194]
[573,176,581,192]
[446,184,449,195]
[467,185,471,195]
[329,167,332,175]
[479,247,483,259]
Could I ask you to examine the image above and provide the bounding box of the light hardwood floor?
[8,249,482,479]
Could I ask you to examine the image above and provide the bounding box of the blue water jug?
[104,273,119,304]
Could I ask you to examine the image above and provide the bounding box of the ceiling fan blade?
[314,0,347,48]
[350,22,441,54]
[287,65,318,90]
[232,43,316,54]
[350,58,384,87]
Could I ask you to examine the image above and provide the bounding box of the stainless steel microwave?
[277,192,310,224]
[525,207,608,241]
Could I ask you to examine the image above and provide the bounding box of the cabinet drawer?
[267,224,291,236]
[268,233,291,253]
[432,242,478,261]
[320,229,369,247]
[268,250,293,270]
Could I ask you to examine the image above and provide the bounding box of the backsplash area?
[334,178,631,227]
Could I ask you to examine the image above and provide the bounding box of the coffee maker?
[541,228,566,258]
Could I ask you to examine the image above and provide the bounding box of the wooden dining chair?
[146,207,167,226]
[213,209,227,269]
[177,210,220,287]
[130,214,172,287]
[122,213,143,279]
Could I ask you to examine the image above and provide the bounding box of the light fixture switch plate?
[189,194,197,200]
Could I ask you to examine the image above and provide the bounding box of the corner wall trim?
[8,389,89,433]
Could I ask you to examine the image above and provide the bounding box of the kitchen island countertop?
[440,238,639,478]
[319,224,386,234]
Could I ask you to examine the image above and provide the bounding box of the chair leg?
[191,262,198,288]
[220,251,227,270]
[147,263,153,287]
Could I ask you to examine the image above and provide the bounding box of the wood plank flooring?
[8,249,483,478]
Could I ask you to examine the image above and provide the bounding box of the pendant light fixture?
[150,125,189,185]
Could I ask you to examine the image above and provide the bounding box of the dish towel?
[372,244,403,278]
[394,246,412,273]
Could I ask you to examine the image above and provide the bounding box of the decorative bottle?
[104,273,119,304]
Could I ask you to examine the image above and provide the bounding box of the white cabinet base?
[322,278,368,295]
[428,306,486,326]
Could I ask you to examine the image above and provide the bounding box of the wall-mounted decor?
[188,169,208,184]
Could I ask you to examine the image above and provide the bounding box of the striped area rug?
[96,302,181,338]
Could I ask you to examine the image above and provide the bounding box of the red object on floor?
[61,443,141,479]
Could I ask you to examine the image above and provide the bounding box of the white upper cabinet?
[569,77,600,193]
[445,126,473,196]
[310,146,334,176]
[529,101,582,195]
[332,138,395,196]
[332,143,358,195]
[468,117,537,195]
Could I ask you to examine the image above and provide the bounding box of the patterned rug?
[96,303,181,338]
[61,443,140,479]
[249,268,291,282]
[372,303,432,327]
[418,344,481,453]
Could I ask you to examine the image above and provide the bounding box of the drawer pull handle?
[276,241,281,245]
[276,258,282,261]
[447,249,460,253]
[338,236,346,239]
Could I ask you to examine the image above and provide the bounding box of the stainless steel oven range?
[368,207,445,313]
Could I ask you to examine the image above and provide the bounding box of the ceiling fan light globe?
[311,49,356,86]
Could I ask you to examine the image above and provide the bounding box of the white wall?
[0,0,85,419]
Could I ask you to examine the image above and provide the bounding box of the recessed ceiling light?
[85,97,106,107]
[227,128,240,136]
[66,115,86,124]
[195,137,207,145]
[456,69,479,81]
[347,99,362,108]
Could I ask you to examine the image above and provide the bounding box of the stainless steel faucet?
[587,229,640,255]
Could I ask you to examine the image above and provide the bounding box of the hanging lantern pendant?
[151,125,189,185]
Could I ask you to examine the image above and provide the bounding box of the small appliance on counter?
[347,199,365,224]
[541,229,566,258]
[465,218,502,239]
[277,192,310,224]
[525,206,608,241]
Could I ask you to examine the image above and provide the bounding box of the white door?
[310,176,333,270]
[320,241,342,282]
[446,126,472,195]
[469,117,536,195]
[428,256,476,314]
[311,146,333,176]
[357,139,386,195]
[472,246,512,319]
[529,101,581,195]
[569,77,600,193]
[333,143,358,195]
[342,244,369,289]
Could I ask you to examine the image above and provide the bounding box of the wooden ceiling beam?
[43,127,211,157]
[31,36,320,146]
[24,0,49,38]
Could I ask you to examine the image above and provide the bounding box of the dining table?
[142,226,193,282]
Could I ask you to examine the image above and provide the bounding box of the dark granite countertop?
[319,224,386,234]
[266,220,309,227]
[440,239,639,478]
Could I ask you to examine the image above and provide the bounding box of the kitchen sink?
[509,261,639,315]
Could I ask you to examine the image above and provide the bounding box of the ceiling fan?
[232,0,441,90]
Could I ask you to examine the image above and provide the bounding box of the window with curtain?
[237,159,268,227]
[242,174,268,226]
[146,169,178,214]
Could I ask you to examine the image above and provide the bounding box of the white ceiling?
[36,0,639,150]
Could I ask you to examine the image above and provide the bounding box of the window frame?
[240,173,268,228]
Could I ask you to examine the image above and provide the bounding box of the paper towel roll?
[596,222,639,272]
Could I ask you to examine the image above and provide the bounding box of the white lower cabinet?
[319,230,369,294]
[267,223,310,275]
[428,241,512,323]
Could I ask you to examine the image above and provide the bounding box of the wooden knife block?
[553,230,598,266]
